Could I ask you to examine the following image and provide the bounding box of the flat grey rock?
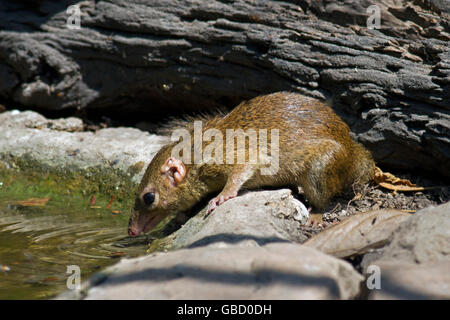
[366,260,450,299]
[304,209,412,258]
[169,189,310,249]
[362,201,450,299]
[363,201,450,266]
[78,242,364,300]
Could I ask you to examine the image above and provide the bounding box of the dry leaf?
[109,251,125,258]
[304,209,412,258]
[43,276,59,282]
[401,209,416,213]
[16,197,50,207]
[105,195,115,209]
[1,265,11,272]
[353,193,362,201]
[374,167,424,192]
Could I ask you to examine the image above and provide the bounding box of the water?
[0,185,149,299]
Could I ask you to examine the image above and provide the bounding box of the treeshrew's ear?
[160,157,186,187]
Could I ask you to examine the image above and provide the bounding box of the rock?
[46,117,84,132]
[0,110,48,128]
[361,201,450,299]
[0,110,84,132]
[363,201,450,266]
[0,110,169,183]
[0,0,449,177]
[167,189,310,250]
[365,261,450,299]
[69,242,364,300]
[304,209,412,258]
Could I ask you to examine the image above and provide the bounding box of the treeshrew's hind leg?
[306,212,326,227]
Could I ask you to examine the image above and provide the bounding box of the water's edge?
[0,110,171,299]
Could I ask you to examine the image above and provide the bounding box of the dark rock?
[0,0,449,176]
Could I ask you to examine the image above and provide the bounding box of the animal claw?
[205,191,237,216]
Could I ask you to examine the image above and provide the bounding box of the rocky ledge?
[56,201,449,300]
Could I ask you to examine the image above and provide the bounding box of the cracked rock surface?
[0,0,449,176]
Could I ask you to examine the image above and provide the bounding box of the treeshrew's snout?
[128,211,161,237]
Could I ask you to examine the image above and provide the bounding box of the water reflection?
[0,198,149,299]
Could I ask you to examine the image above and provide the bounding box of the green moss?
[0,155,137,206]
[0,154,189,299]
[146,236,174,253]
[0,155,180,241]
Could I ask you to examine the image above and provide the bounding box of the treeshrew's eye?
[143,192,155,206]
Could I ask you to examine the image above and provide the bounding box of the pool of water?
[0,180,150,299]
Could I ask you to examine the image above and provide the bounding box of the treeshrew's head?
[128,146,195,236]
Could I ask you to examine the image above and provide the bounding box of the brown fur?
[128,92,375,235]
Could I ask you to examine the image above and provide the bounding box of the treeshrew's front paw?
[205,191,238,216]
